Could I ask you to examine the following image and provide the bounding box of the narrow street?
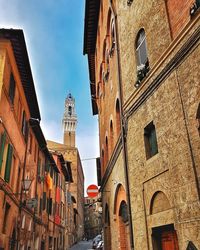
[69,240,93,250]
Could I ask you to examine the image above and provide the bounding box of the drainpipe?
[175,71,200,200]
[109,1,134,249]
[16,123,29,250]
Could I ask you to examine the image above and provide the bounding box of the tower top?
[62,93,77,147]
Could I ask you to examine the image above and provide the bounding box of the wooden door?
[119,219,128,250]
[161,230,179,250]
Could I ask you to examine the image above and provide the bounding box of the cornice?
[100,135,123,191]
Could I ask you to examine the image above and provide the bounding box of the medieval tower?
[62,93,77,147]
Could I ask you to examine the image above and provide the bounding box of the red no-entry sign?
[87,184,99,198]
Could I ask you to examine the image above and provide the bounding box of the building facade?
[84,0,200,250]
[0,29,75,250]
[47,93,85,245]
[84,196,102,240]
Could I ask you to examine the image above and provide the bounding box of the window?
[21,111,28,141]
[110,19,115,56]
[144,122,158,159]
[43,192,46,210]
[9,73,16,105]
[197,103,200,136]
[135,29,149,86]
[0,131,6,172]
[68,106,72,116]
[39,197,43,214]
[136,29,148,67]
[116,99,121,136]
[110,120,114,153]
[4,144,13,183]
[21,215,26,229]
[3,203,11,233]
[29,133,33,153]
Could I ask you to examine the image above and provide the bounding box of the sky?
[0,0,99,194]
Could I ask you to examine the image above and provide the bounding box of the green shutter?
[43,192,46,210]
[4,144,13,183]
[0,132,6,171]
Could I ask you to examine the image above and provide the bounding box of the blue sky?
[0,0,99,192]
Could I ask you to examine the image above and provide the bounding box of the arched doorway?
[104,204,111,250]
[150,191,179,250]
[118,201,129,250]
[114,184,130,250]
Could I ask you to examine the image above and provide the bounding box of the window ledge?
[146,152,159,164]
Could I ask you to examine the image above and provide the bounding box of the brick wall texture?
[93,0,200,249]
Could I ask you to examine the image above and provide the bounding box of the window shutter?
[47,198,49,214]
[49,198,52,215]
[0,132,6,171]
[39,198,43,214]
[4,144,13,183]
[43,192,46,210]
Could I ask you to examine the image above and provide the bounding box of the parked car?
[92,235,102,249]
[96,240,104,250]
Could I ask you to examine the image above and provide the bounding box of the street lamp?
[22,178,32,192]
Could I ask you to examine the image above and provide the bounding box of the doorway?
[152,224,179,250]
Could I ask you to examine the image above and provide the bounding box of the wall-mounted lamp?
[22,178,32,192]
[190,0,200,16]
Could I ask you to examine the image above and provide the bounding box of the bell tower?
[62,93,77,147]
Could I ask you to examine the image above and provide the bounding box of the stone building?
[47,93,84,245]
[84,196,102,240]
[84,0,200,250]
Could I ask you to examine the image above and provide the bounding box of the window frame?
[144,121,158,159]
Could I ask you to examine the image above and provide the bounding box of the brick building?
[0,29,74,250]
[84,0,200,250]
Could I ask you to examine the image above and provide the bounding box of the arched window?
[136,29,148,67]
[105,136,109,166]
[116,99,121,136]
[196,103,200,136]
[110,120,114,154]
[135,29,149,86]
[119,201,128,223]
[110,19,115,56]
[107,9,112,37]
[21,215,26,229]
[68,106,72,116]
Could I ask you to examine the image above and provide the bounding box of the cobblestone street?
[69,240,93,250]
